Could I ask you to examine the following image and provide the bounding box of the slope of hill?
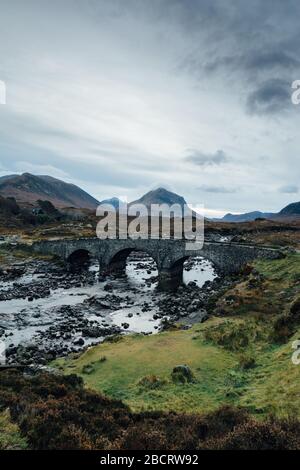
[0,173,99,209]
[0,174,18,183]
[279,201,300,216]
[221,211,274,223]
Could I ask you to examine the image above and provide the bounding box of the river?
[0,253,217,365]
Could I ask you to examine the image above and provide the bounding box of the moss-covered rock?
[171,365,195,384]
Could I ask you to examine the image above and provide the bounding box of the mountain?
[0,174,18,182]
[128,187,202,220]
[219,201,300,222]
[279,201,300,216]
[221,211,274,223]
[130,187,187,209]
[100,197,121,210]
[0,173,99,209]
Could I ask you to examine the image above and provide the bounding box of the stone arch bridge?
[31,238,283,291]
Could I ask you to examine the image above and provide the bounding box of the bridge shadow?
[67,249,92,273]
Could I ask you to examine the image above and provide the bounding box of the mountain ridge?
[279,201,300,216]
[0,173,99,209]
[219,201,300,222]
[220,211,275,223]
[1,173,299,219]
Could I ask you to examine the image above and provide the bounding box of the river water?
[0,254,217,360]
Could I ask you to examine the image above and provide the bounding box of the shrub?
[0,409,28,450]
[290,297,300,319]
[272,297,300,343]
[103,335,123,344]
[171,365,195,384]
[116,424,169,450]
[238,353,256,370]
[201,418,300,450]
[0,369,129,449]
[81,364,95,375]
[0,370,299,450]
[204,320,263,351]
[272,314,293,343]
[138,375,167,390]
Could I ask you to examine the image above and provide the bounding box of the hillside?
[221,211,274,223]
[279,201,300,216]
[220,201,300,222]
[0,173,99,210]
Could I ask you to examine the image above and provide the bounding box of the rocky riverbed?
[0,251,234,366]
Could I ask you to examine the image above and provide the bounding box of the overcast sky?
[0,0,299,217]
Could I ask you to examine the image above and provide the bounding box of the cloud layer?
[185,150,229,166]
[0,0,299,216]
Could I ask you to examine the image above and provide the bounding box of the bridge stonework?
[31,238,283,291]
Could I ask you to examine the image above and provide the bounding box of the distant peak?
[130,187,187,207]
[151,187,173,193]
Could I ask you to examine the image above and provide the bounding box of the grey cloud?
[245,50,299,72]
[259,155,271,162]
[175,1,300,118]
[0,0,299,214]
[246,79,291,115]
[185,149,229,166]
[183,47,300,117]
[279,184,299,194]
[0,135,154,191]
[202,50,300,76]
[197,185,238,194]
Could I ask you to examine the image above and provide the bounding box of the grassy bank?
[54,320,300,417]
[55,324,236,413]
[0,244,55,267]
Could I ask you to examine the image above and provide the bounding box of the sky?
[0,0,300,217]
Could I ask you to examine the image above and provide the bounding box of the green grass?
[0,410,28,450]
[215,253,300,318]
[54,319,300,417]
[54,253,300,418]
[55,323,237,413]
[255,253,300,285]
[238,335,300,416]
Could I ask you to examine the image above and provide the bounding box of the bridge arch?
[160,253,218,290]
[169,250,222,275]
[102,247,159,275]
[67,248,92,266]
